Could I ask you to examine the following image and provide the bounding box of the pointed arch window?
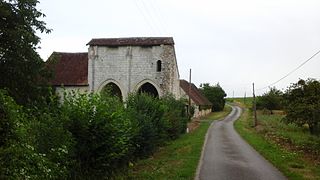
[138,82,159,97]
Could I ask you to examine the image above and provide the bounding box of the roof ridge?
[179,79,212,106]
[53,51,88,54]
[87,37,174,46]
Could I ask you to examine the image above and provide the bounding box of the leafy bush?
[0,90,70,179]
[126,93,167,157]
[26,97,74,179]
[62,92,133,178]
[126,93,188,157]
[161,95,188,139]
[256,87,283,114]
[0,89,21,147]
[0,89,188,178]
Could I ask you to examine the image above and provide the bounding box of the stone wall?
[88,44,180,101]
[55,86,89,102]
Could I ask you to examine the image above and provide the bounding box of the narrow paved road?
[196,105,286,180]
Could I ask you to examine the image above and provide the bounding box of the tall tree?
[283,79,320,135]
[200,83,227,111]
[0,0,51,105]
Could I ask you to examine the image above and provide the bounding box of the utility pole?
[188,69,192,118]
[244,91,246,104]
[252,83,258,127]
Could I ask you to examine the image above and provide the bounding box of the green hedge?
[0,90,188,179]
[0,89,71,179]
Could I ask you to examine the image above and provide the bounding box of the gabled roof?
[46,52,88,86]
[180,79,212,106]
[87,37,174,46]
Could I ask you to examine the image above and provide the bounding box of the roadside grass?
[117,106,232,180]
[206,105,232,120]
[257,113,320,155]
[233,100,320,180]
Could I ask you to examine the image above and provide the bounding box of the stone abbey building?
[48,37,180,100]
[48,37,211,117]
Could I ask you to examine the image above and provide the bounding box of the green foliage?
[121,106,232,179]
[126,122,211,179]
[200,83,227,111]
[62,92,133,178]
[234,109,306,179]
[127,93,167,157]
[283,79,320,135]
[0,0,52,105]
[235,105,320,179]
[256,87,283,113]
[26,95,74,178]
[0,90,71,179]
[0,89,188,178]
[257,114,320,153]
[0,89,20,147]
[126,93,188,157]
[161,95,188,140]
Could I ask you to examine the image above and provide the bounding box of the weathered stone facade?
[48,37,213,118]
[87,37,180,100]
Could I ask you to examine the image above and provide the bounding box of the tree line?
[256,79,320,135]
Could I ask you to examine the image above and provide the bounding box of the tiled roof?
[180,79,212,106]
[87,37,174,46]
[46,52,88,86]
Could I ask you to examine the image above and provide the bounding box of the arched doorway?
[101,82,122,100]
[138,82,159,97]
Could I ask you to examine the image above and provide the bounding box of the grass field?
[117,106,232,179]
[227,97,253,108]
[233,99,320,179]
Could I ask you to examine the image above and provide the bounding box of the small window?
[156,60,162,72]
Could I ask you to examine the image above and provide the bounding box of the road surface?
[196,105,286,180]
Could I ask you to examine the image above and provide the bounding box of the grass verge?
[205,105,232,120]
[117,106,232,180]
[234,105,320,179]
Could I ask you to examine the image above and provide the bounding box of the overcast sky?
[36,0,320,97]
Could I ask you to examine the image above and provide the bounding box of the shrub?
[62,92,133,178]
[126,93,189,158]
[0,89,21,147]
[0,90,69,179]
[256,87,283,114]
[161,95,188,139]
[26,97,74,179]
[0,89,189,178]
[126,93,167,157]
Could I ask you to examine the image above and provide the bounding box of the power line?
[148,0,170,34]
[139,0,163,35]
[133,0,158,34]
[257,49,320,91]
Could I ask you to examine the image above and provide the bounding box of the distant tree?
[0,0,51,105]
[200,83,227,111]
[283,79,320,135]
[256,87,283,114]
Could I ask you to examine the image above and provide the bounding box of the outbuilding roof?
[87,37,174,46]
[46,52,88,86]
[180,79,212,106]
